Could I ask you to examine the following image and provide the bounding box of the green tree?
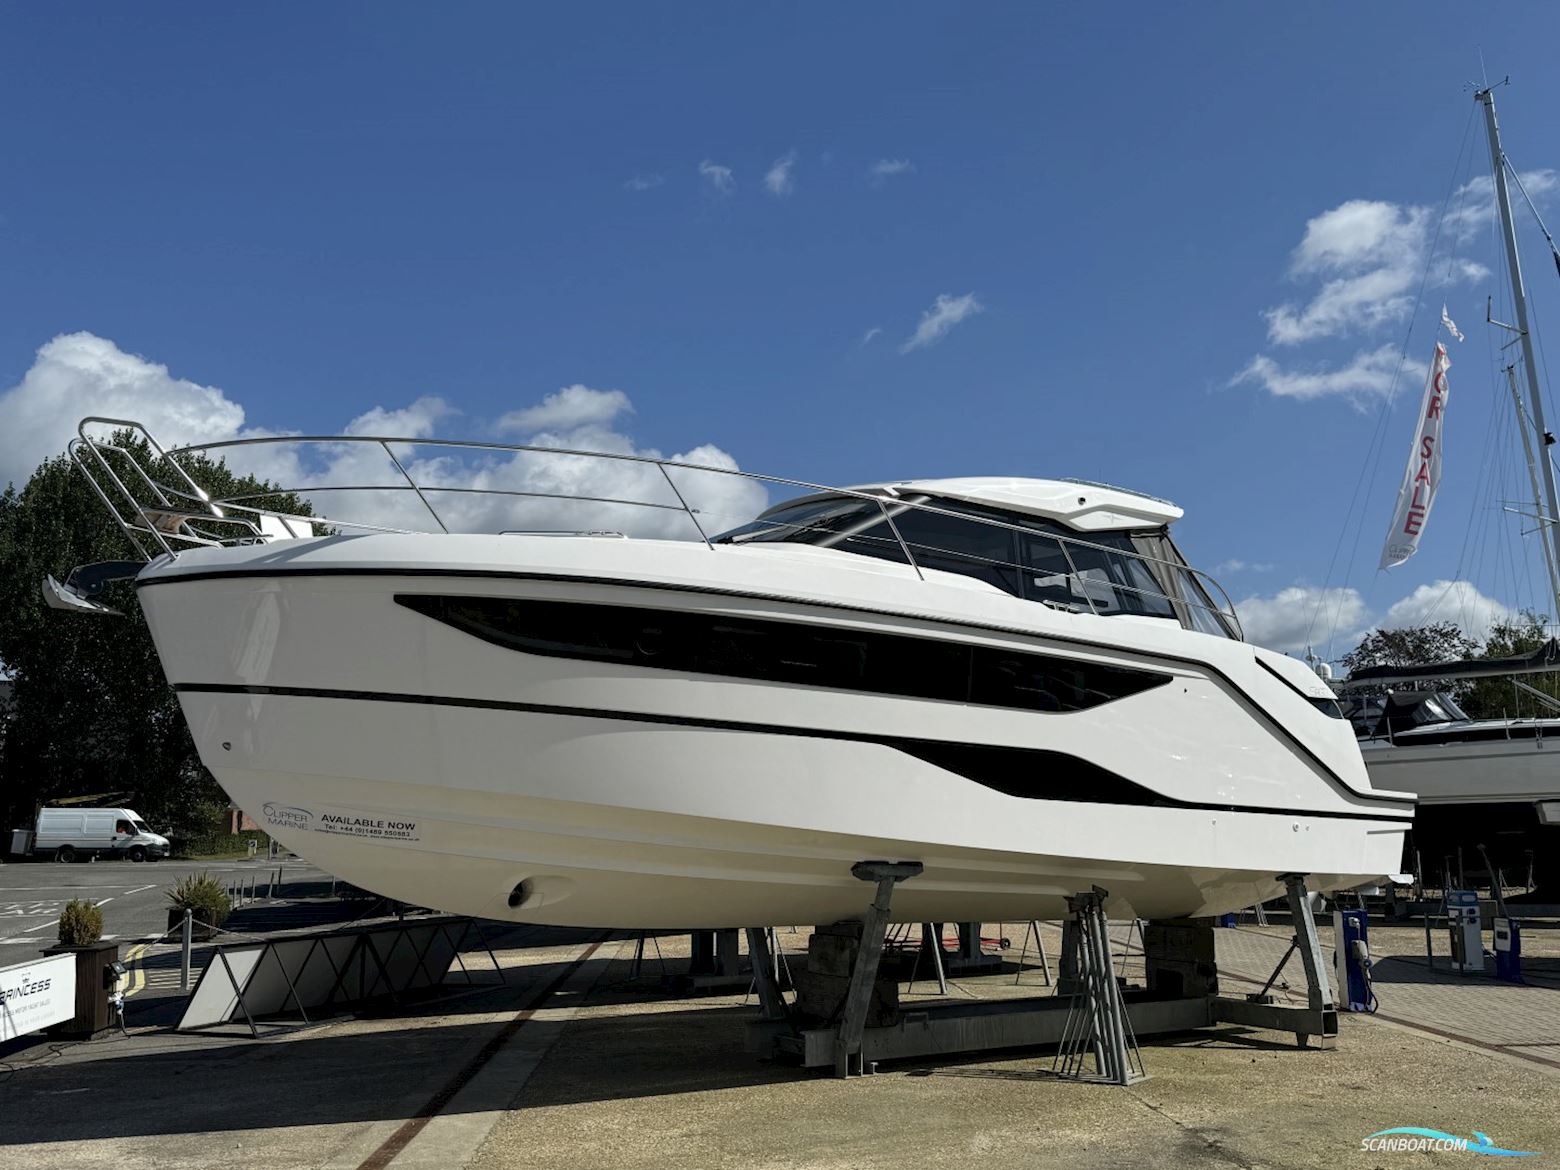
[1340,622,1480,708]
[0,434,312,835]
[1459,610,1560,720]
[1340,622,1478,677]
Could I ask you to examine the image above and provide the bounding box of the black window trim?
[394,593,1175,715]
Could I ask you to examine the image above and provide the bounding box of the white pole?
[180,909,192,991]
[1504,364,1560,615]
[1479,87,1560,624]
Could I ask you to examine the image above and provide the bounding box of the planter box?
[40,941,119,1039]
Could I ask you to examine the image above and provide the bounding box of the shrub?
[168,830,272,859]
[57,898,104,946]
[166,872,232,927]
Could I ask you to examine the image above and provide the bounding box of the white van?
[33,808,170,863]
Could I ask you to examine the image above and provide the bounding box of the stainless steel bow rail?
[55,416,1242,637]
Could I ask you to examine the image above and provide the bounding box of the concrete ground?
[3,918,1560,1169]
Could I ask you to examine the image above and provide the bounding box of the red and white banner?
[1380,342,1451,569]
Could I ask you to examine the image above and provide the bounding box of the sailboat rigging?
[1341,84,1560,900]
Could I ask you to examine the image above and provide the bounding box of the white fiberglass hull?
[1360,732,1560,806]
[137,534,1412,928]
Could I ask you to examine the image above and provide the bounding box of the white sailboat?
[1341,84,1560,895]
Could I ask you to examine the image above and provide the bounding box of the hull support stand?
[745,926,789,1021]
[1054,887,1146,1084]
[751,873,1339,1076]
[1210,872,1337,1048]
[834,860,924,1077]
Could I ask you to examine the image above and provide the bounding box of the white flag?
[1380,342,1451,569]
[1441,303,1465,343]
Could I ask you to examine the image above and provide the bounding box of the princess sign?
[0,953,76,1041]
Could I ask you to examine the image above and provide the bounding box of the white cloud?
[624,174,664,192]
[1287,199,1424,278]
[343,396,455,439]
[764,151,797,197]
[1235,578,1515,655]
[1445,169,1559,244]
[497,385,632,434]
[1380,579,1514,644]
[860,327,882,347]
[871,158,914,181]
[1235,585,1369,654]
[1214,558,1273,574]
[900,292,984,353]
[0,332,767,542]
[0,332,246,490]
[1247,177,1542,357]
[1229,344,1417,404]
[1262,200,1428,346]
[698,159,734,194]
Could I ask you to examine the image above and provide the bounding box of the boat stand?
[1216,872,1337,1048]
[1012,920,1052,987]
[745,926,790,1021]
[750,868,1339,1076]
[1054,888,1145,1084]
[834,860,925,1076]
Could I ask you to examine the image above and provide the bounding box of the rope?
[1312,105,1479,657]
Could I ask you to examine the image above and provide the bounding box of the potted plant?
[166,873,233,941]
[43,899,119,1039]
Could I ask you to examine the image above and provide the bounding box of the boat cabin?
[715,477,1240,639]
[1340,690,1470,741]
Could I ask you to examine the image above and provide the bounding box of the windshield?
[716,495,1235,636]
[131,819,152,834]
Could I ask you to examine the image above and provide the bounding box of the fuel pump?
[1493,916,1523,983]
[1332,908,1376,1012]
[1446,889,1483,974]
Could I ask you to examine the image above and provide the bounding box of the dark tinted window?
[716,495,1185,619]
[1018,526,1176,618]
[888,507,1022,596]
[397,595,1171,713]
[716,496,1022,596]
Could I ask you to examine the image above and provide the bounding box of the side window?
[115,819,133,835]
[1019,527,1176,619]
[889,508,1022,597]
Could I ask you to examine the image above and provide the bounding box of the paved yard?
[3,918,1559,1169]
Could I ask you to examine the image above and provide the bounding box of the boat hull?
[1361,739,1560,892]
[178,690,1405,926]
[137,535,1412,927]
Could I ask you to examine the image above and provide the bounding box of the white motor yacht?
[48,421,1413,927]
[1342,685,1560,891]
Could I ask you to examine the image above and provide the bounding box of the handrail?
[68,420,1243,639]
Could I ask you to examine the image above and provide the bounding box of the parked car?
[33,807,170,862]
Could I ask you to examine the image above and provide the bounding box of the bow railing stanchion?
[657,463,712,549]
[1191,569,1244,640]
[379,440,450,534]
[1056,535,1101,617]
[74,437,181,557]
[875,497,924,580]
[68,441,156,560]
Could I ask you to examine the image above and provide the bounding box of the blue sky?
[6,3,1560,658]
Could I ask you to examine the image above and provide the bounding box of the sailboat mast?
[1504,363,1560,613]
[1478,86,1560,623]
